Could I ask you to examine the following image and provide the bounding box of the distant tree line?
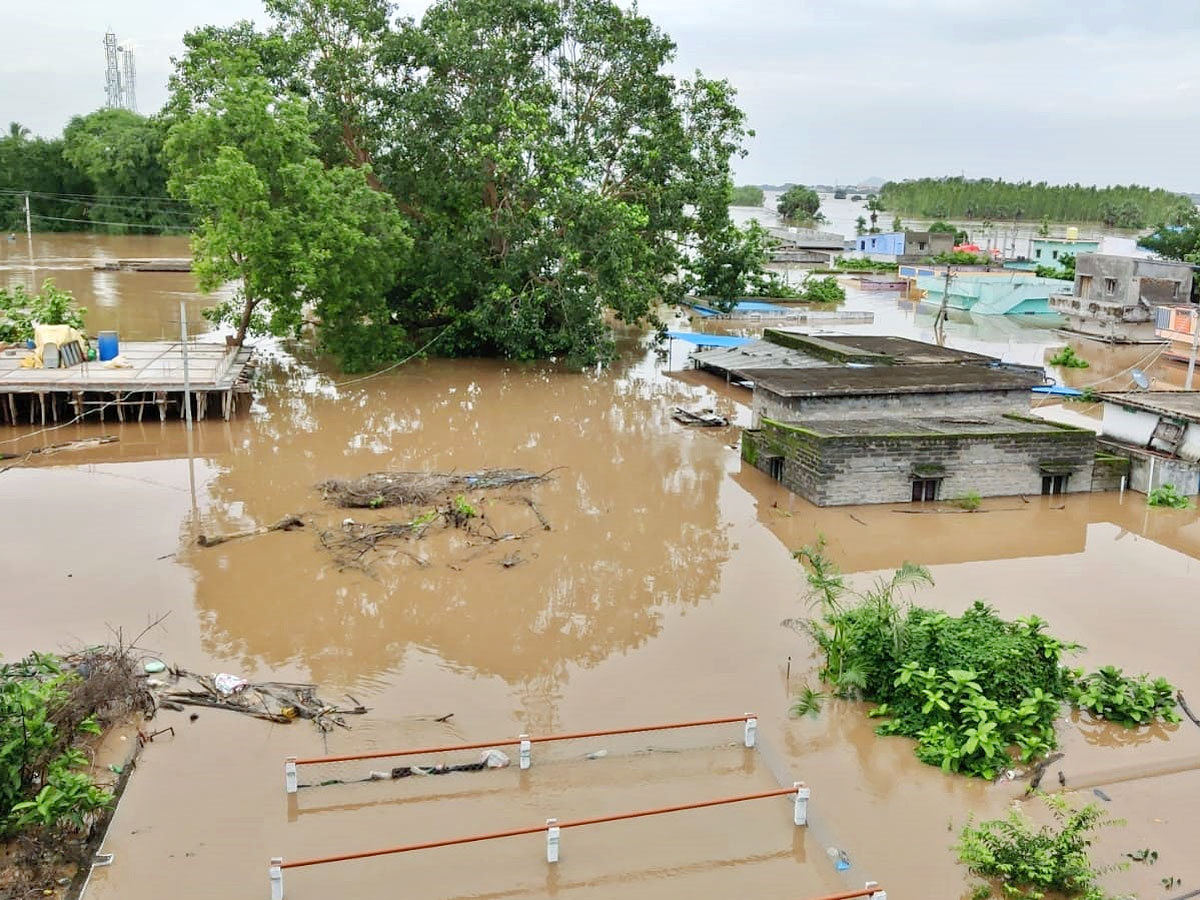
[878,176,1194,228]
[1,112,185,234]
[731,185,764,206]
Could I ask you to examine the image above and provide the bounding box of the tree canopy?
[776,185,821,221]
[879,176,1193,226]
[164,0,760,368]
[1138,207,1200,264]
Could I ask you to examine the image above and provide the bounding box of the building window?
[917,241,927,251]
[1104,278,1117,296]
[1035,249,1042,258]
[1173,281,1181,298]
[911,478,941,502]
[767,457,784,481]
[1041,474,1069,495]
[1052,250,1059,260]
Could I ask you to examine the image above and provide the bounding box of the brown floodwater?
[3,235,1200,900]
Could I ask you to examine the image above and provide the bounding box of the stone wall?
[751,387,1031,426]
[1097,439,1200,495]
[743,418,1097,506]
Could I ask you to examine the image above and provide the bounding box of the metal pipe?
[292,714,754,766]
[279,786,795,870]
[1186,308,1198,391]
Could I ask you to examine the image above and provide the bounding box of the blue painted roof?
[688,300,786,316]
[664,331,752,348]
[1031,385,1083,397]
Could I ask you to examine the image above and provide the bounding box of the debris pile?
[153,669,367,733]
[317,468,551,508]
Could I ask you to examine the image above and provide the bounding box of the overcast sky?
[3,0,1198,190]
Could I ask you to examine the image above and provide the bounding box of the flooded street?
[3,236,1200,900]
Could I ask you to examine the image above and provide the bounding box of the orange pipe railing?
[280,785,793,869]
[292,714,754,766]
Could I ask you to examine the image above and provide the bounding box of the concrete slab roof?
[743,363,1045,398]
[1098,391,1200,423]
[776,414,1077,438]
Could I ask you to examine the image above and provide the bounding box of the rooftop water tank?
[1065,226,1079,241]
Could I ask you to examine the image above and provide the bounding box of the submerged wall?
[743,417,1097,506]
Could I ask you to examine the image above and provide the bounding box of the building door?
[1041,474,1069,495]
[911,478,940,501]
[767,457,784,481]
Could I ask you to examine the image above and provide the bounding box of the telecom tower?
[119,43,137,112]
[102,30,137,112]
[103,31,122,108]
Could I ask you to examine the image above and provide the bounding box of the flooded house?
[1006,234,1101,271]
[915,272,1067,315]
[1049,253,1195,341]
[1096,391,1200,494]
[853,229,955,262]
[692,330,1098,506]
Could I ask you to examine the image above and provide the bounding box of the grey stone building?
[1049,254,1196,340]
[721,331,1099,506]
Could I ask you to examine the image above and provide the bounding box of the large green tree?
[776,185,821,221]
[1139,207,1200,264]
[167,0,758,367]
[163,76,410,364]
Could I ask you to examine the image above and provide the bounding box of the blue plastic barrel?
[97,331,119,362]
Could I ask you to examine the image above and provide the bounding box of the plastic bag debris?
[585,749,608,760]
[482,748,510,768]
[213,673,249,695]
[826,847,851,870]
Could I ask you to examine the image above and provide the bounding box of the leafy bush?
[955,491,982,511]
[1,653,113,837]
[799,275,845,303]
[1068,667,1180,726]
[1146,483,1194,509]
[933,250,989,265]
[0,279,87,344]
[1049,346,1089,369]
[834,256,898,272]
[792,542,1179,779]
[956,794,1125,900]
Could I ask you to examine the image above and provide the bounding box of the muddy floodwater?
[3,236,1200,900]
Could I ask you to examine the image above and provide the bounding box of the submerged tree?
[777,185,821,221]
[164,76,410,362]
[166,0,759,367]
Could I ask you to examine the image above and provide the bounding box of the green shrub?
[1049,346,1089,369]
[1147,483,1193,509]
[1,653,113,837]
[833,256,898,272]
[800,275,845,303]
[1068,667,1180,726]
[955,491,982,511]
[792,542,1179,779]
[955,794,1125,900]
[731,185,764,206]
[0,279,87,343]
[933,250,989,265]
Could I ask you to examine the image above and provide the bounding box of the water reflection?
[181,352,736,707]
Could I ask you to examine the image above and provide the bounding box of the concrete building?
[722,331,1098,506]
[1096,391,1200,495]
[854,230,955,261]
[1049,254,1196,340]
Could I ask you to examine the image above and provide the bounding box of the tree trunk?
[234,298,256,346]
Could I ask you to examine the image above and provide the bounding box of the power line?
[0,188,191,206]
[29,213,190,231]
[15,193,198,220]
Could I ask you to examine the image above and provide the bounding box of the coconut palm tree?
[7,122,30,141]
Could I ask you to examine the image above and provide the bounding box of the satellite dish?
[1131,369,1151,391]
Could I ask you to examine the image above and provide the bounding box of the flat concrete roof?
[774,414,1076,438]
[743,363,1044,398]
[760,330,995,365]
[1099,391,1200,423]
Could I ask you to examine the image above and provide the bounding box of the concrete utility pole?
[24,192,34,272]
[1187,308,1199,391]
[180,299,193,432]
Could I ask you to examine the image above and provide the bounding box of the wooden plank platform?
[0,341,240,392]
[0,341,255,425]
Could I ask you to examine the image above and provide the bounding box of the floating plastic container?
[97,330,119,361]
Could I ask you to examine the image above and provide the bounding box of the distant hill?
[859,177,886,188]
